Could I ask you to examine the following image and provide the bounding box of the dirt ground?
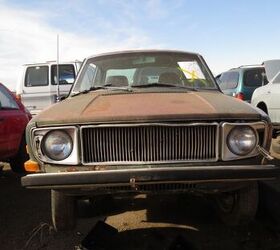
[1,164,280,250]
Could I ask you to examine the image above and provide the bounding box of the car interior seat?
[105,75,129,87]
[158,72,181,85]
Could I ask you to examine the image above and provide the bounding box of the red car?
[0,83,31,172]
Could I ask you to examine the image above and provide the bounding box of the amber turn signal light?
[24,160,40,172]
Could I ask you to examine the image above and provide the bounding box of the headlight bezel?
[221,122,267,161]
[31,126,79,165]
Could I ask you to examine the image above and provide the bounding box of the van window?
[25,66,49,87]
[219,71,239,90]
[244,68,268,87]
[51,64,75,85]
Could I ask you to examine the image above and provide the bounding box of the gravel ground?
[1,163,280,250]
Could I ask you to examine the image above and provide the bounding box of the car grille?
[81,123,218,164]
[93,183,197,193]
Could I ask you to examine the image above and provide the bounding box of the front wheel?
[51,190,76,231]
[215,182,258,226]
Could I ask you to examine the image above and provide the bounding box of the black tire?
[9,136,29,173]
[215,182,258,226]
[51,190,76,231]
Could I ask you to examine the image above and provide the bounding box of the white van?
[16,61,82,116]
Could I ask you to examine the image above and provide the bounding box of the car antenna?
[56,34,60,102]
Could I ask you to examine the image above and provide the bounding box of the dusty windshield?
[72,52,217,94]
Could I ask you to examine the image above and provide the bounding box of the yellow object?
[24,160,40,172]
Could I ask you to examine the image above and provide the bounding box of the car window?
[51,64,76,85]
[271,71,280,84]
[25,66,49,87]
[0,85,19,109]
[219,71,239,90]
[78,63,96,91]
[244,68,268,87]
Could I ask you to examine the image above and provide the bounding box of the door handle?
[267,91,271,94]
[0,118,4,122]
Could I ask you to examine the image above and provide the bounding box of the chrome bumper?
[21,165,280,189]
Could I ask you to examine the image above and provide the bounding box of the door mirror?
[0,101,2,109]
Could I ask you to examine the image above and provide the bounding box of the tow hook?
[130,178,138,190]
[257,145,274,162]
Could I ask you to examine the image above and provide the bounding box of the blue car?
[216,65,268,102]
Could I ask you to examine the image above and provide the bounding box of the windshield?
[71,52,217,94]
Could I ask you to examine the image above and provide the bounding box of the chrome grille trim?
[81,123,219,165]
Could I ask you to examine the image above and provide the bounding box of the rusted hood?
[32,91,261,126]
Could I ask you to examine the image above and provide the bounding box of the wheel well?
[257,102,268,114]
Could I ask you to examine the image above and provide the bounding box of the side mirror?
[0,100,2,109]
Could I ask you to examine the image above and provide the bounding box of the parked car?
[251,60,280,130]
[16,61,82,116]
[0,83,31,172]
[216,65,268,102]
[21,50,279,231]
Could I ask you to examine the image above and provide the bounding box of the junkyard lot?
[1,163,280,250]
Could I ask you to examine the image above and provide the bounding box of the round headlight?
[227,126,257,156]
[41,130,73,161]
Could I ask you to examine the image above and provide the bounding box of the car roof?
[86,49,201,60]
[218,65,264,75]
[23,60,81,66]
[229,65,264,71]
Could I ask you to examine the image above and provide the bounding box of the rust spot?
[66,167,78,172]
[93,165,107,171]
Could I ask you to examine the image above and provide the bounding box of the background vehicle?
[251,60,280,129]
[0,83,31,172]
[22,50,279,231]
[16,61,82,116]
[216,65,267,102]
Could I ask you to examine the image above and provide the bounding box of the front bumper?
[21,165,280,189]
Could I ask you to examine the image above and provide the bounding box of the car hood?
[264,60,280,82]
[32,91,262,126]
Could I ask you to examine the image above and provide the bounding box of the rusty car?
[21,50,280,230]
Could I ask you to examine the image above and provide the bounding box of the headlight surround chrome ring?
[227,126,258,156]
[41,130,73,161]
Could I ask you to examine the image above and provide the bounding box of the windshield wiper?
[132,83,198,91]
[71,86,132,97]
[71,86,107,97]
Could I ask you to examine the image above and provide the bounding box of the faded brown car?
[22,50,280,231]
